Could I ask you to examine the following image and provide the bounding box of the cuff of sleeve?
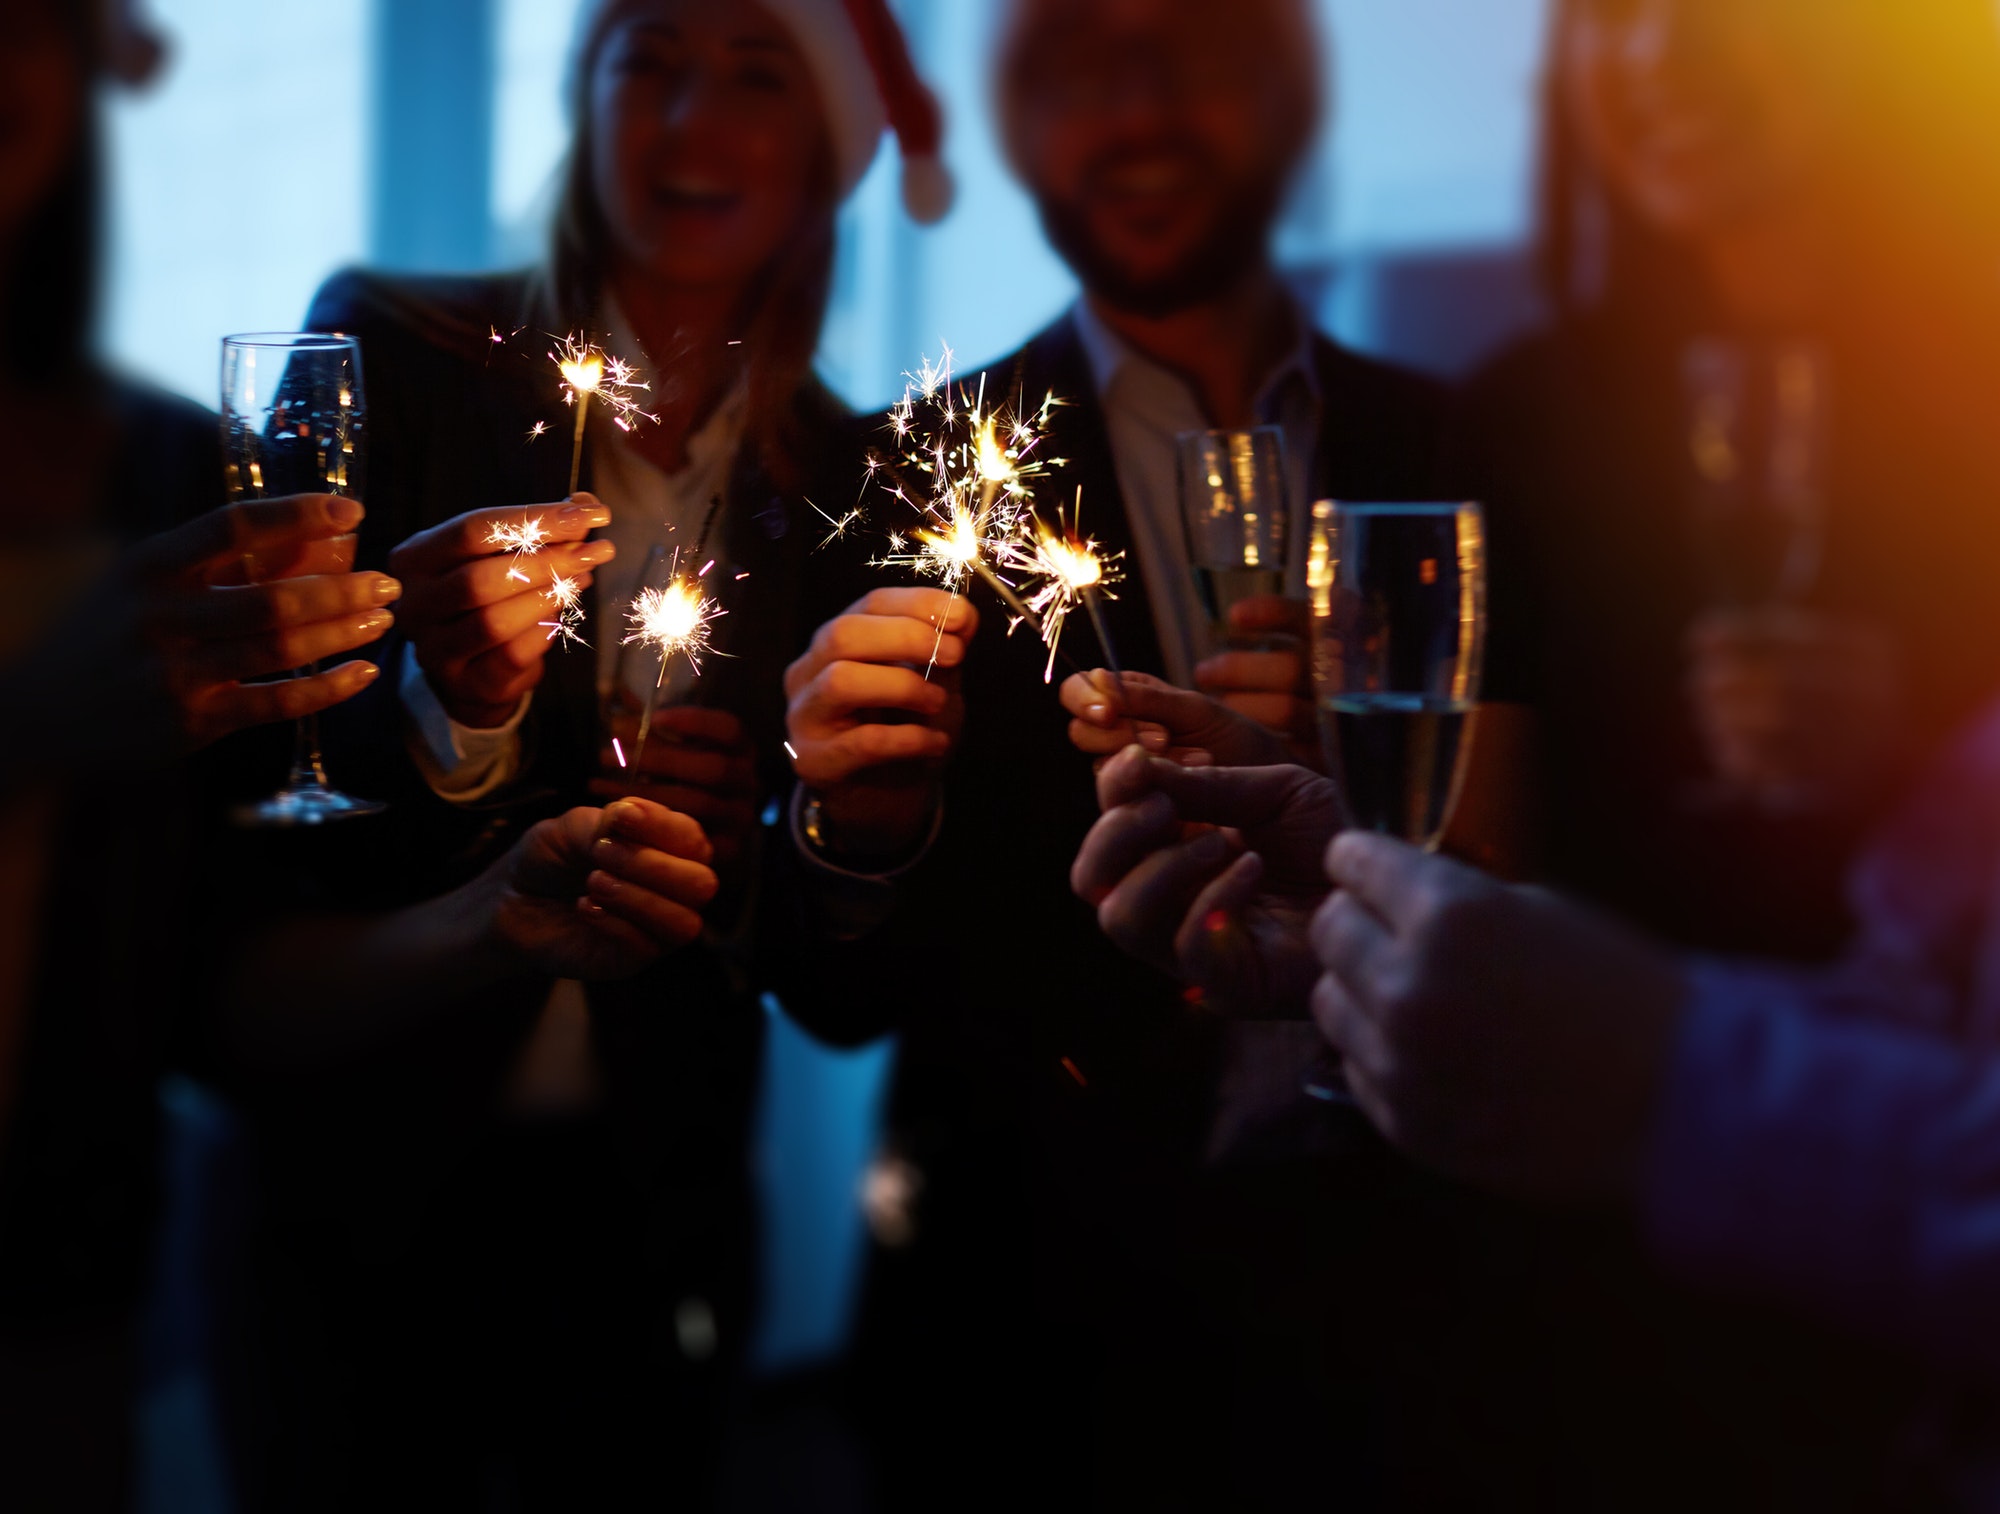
[400,642,531,802]
[786,784,941,939]
[1640,959,1965,1345]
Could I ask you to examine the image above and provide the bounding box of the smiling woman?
[229,2,957,1508]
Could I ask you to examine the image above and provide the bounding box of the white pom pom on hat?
[574,0,956,224]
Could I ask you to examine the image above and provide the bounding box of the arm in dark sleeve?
[1644,960,2000,1380]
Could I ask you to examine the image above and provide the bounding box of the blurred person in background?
[1058,0,2000,1502]
[1069,715,2000,1505]
[215,1,951,1507]
[1446,3,2000,1493]
[772,0,1502,1505]
[0,0,402,1508]
[1463,0,2000,960]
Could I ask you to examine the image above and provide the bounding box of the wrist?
[802,784,939,870]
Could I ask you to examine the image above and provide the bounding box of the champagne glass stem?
[285,664,331,791]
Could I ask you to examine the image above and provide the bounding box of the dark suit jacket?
[773,314,1451,1510]
[228,269,876,1511]
[0,379,227,1340]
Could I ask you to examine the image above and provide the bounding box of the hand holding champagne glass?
[220,333,388,825]
[1302,500,1487,1100]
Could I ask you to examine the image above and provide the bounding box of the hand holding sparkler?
[1061,670,1288,771]
[389,499,615,729]
[489,797,718,979]
[592,705,758,873]
[5,495,399,775]
[784,587,978,862]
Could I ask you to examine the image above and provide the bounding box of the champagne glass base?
[233,786,388,828]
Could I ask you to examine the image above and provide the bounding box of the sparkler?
[550,334,658,496]
[539,571,588,649]
[864,346,1065,674]
[621,549,726,764]
[486,515,590,649]
[998,492,1124,683]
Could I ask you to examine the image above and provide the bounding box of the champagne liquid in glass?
[1320,693,1472,847]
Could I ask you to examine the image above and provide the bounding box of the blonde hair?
[542,0,842,492]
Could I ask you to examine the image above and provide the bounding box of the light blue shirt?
[1070,297,1320,687]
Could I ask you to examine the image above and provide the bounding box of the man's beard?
[1034,170,1286,319]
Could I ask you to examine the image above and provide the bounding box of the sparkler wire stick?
[1083,586,1123,683]
[568,389,591,496]
[964,555,1087,682]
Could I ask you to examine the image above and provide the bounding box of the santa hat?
[572,0,955,224]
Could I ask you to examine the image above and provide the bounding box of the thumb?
[1102,673,1230,743]
[1323,831,1437,929]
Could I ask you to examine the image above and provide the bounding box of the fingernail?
[352,661,380,683]
[327,497,364,530]
[588,871,621,898]
[1084,703,1109,722]
[593,836,617,858]
[353,610,393,636]
[577,542,616,564]
[371,576,403,604]
[560,504,613,528]
[578,898,608,919]
[1139,729,1167,751]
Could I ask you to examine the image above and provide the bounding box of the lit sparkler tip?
[623,578,724,679]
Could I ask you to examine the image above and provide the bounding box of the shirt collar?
[1070,294,1322,418]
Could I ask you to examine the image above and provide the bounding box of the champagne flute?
[221,333,386,825]
[1176,427,1291,649]
[1309,502,1487,843]
[1301,501,1487,1101]
[1682,339,1830,811]
[1682,338,1828,609]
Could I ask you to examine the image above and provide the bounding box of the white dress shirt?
[1069,297,1322,688]
[403,301,746,800]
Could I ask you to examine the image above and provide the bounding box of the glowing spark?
[612,737,627,770]
[806,497,865,551]
[538,571,589,648]
[527,421,548,442]
[488,516,588,648]
[623,576,724,682]
[549,334,658,495]
[784,741,799,762]
[862,344,1069,675]
[487,515,552,584]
